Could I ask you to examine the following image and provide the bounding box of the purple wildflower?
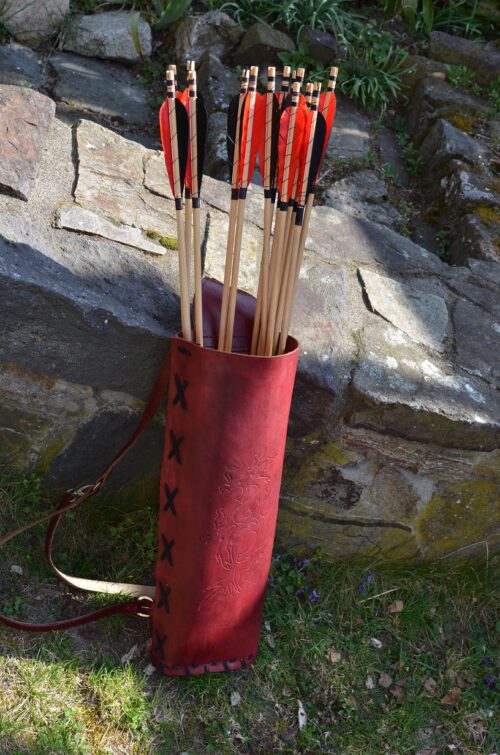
[294,587,305,597]
[481,657,494,666]
[267,576,273,585]
[484,675,496,688]
[359,572,374,593]
[308,590,319,603]
[274,554,281,562]
[298,558,310,571]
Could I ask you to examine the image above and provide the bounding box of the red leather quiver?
[151,334,299,676]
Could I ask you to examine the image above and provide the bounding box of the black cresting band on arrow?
[264,189,273,199]
[231,188,239,200]
[192,197,200,208]
[278,200,288,212]
[175,198,183,210]
[238,188,248,199]
[295,206,305,225]
[185,188,191,200]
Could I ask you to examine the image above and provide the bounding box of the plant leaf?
[130,12,144,60]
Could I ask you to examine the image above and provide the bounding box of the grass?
[0,471,498,753]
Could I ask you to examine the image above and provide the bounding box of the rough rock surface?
[204,112,229,181]
[0,42,46,88]
[0,85,55,200]
[403,61,498,267]
[420,118,491,171]
[64,11,152,62]
[50,53,152,124]
[197,52,239,115]
[0,79,498,560]
[327,96,371,161]
[429,31,500,85]
[55,205,166,255]
[400,54,450,93]
[298,26,337,64]
[324,170,402,230]
[3,0,69,45]
[164,12,242,64]
[407,77,491,142]
[359,268,449,351]
[449,212,499,264]
[233,23,295,66]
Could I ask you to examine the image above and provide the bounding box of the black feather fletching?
[196,93,208,193]
[175,98,189,195]
[307,112,326,197]
[280,93,292,112]
[269,93,280,190]
[226,93,240,183]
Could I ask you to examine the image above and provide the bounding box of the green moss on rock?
[145,229,178,250]
[416,479,499,559]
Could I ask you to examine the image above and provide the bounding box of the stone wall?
[0,78,498,561]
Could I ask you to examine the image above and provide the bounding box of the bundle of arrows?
[160,62,338,356]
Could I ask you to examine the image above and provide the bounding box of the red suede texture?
[151,336,299,675]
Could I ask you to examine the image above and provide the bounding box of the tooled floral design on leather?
[198,443,280,610]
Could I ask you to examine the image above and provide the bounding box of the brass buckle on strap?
[68,480,103,503]
[137,596,154,618]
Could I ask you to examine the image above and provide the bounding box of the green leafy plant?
[0,0,11,42]
[278,43,330,83]
[394,119,423,176]
[339,23,410,115]
[381,162,401,186]
[149,0,192,28]
[429,0,486,38]
[435,228,450,260]
[395,199,413,237]
[385,0,489,37]
[205,0,363,46]
[385,0,434,32]
[276,0,364,46]
[203,0,275,27]
[445,65,500,119]
[446,63,477,89]
[96,0,191,28]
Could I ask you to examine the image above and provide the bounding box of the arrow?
[159,69,191,341]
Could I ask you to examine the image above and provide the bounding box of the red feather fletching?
[159,97,189,198]
[238,93,265,188]
[277,102,306,202]
[159,98,175,198]
[296,108,314,205]
[256,93,279,188]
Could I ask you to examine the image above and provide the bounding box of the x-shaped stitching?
[161,534,175,566]
[157,582,171,613]
[173,374,188,410]
[154,629,167,659]
[163,483,178,516]
[167,430,184,464]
